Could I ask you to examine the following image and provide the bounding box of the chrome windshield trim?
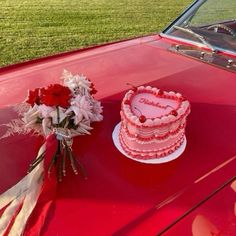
[160,33,236,57]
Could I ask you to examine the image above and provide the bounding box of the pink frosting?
[121,129,184,151]
[131,93,178,118]
[119,86,191,159]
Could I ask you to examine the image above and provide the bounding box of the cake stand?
[112,122,187,164]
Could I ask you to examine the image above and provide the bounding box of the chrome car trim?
[160,33,236,57]
[166,41,236,73]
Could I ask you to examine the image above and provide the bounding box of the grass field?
[0,0,192,67]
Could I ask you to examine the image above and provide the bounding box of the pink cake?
[119,86,191,159]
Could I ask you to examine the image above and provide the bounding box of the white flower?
[22,104,40,126]
[62,70,91,95]
[38,104,54,118]
[61,70,103,128]
[90,100,103,122]
[71,119,93,136]
[38,105,67,125]
[42,117,52,136]
[21,105,43,133]
[49,107,67,124]
[69,95,93,124]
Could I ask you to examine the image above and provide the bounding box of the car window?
[165,0,236,54]
[189,0,236,26]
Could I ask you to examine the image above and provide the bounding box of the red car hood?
[0,35,235,235]
[1,35,236,106]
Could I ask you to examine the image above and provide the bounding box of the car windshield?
[164,0,236,54]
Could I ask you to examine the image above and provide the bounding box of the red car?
[0,0,235,235]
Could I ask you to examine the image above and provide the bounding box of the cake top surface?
[131,93,179,119]
[122,85,190,126]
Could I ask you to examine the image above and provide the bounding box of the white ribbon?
[0,143,46,236]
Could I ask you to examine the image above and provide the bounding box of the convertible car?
[0,0,235,235]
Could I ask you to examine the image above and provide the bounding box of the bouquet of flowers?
[0,70,103,235]
[2,70,103,181]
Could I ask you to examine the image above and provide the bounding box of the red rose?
[41,84,72,108]
[26,88,41,106]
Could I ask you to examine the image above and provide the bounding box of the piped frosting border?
[121,86,190,128]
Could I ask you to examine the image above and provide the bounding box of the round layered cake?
[119,86,191,160]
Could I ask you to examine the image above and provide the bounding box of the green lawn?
[0,0,192,67]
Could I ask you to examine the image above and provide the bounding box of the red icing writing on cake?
[139,98,172,109]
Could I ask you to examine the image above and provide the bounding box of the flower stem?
[63,141,78,175]
[56,106,60,125]
[57,155,63,182]
[27,152,45,173]
[68,147,78,175]
[74,155,88,180]
[62,148,66,176]
[48,141,61,175]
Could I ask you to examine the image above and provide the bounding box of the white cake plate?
[112,122,187,164]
